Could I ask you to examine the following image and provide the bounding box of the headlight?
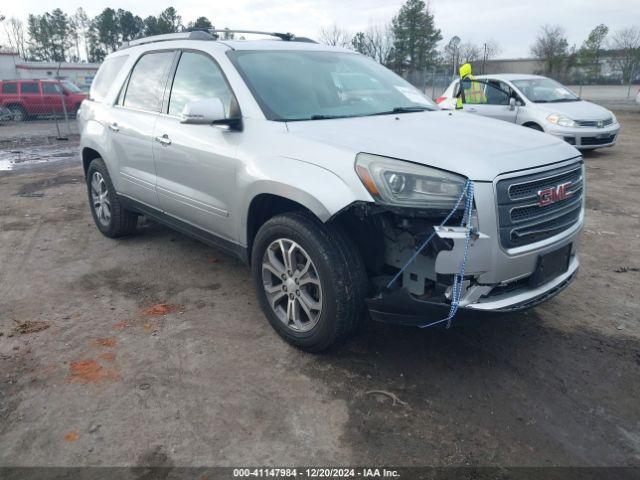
[355,153,466,209]
[546,113,577,128]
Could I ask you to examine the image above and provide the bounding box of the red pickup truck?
[0,79,87,121]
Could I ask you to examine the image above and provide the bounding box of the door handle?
[155,134,172,146]
[108,122,119,132]
[466,107,477,113]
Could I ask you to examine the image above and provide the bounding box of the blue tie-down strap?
[385,179,475,329]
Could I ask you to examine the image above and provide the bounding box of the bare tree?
[318,25,351,48]
[609,26,640,84]
[459,41,481,64]
[351,23,394,65]
[531,25,569,78]
[483,40,501,60]
[3,17,26,57]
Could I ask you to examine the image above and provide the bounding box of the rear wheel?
[251,212,366,352]
[8,105,26,122]
[86,158,138,238]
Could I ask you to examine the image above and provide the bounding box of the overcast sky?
[1,0,638,58]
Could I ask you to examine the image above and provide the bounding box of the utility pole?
[482,43,488,74]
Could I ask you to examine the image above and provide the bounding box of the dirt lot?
[0,112,639,468]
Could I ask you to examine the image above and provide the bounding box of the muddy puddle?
[0,143,79,171]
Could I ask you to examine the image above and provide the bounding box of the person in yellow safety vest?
[456,63,487,109]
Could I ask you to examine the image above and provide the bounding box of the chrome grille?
[496,162,583,248]
[575,117,613,127]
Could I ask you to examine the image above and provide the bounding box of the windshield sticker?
[394,86,431,105]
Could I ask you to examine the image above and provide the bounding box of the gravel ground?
[0,112,639,468]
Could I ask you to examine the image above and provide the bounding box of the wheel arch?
[82,147,103,176]
[523,121,544,131]
[244,190,327,262]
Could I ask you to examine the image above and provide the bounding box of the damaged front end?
[332,199,492,326]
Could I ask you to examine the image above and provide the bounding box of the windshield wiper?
[547,98,580,103]
[292,107,432,121]
[372,106,432,115]
[309,114,358,120]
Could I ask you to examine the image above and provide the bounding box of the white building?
[0,50,100,89]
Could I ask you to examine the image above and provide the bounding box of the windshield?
[511,78,579,103]
[228,50,436,121]
[62,81,82,93]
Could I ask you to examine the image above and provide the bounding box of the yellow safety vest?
[462,76,486,104]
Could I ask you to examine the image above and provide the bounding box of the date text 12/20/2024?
[233,468,401,478]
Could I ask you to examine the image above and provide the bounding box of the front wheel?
[251,212,366,352]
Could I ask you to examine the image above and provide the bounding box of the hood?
[285,111,579,181]
[532,99,612,121]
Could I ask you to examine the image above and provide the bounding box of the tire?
[251,212,366,352]
[86,158,138,238]
[8,105,26,122]
[524,122,543,132]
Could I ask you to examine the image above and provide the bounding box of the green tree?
[143,16,160,36]
[390,0,442,72]
[26,12,66,61]
[118,9,144,42]
[91,8,119,60]
[157,7,182,34]
[49,8,71,62]
[578,24,608,81]
[188,16,213,30]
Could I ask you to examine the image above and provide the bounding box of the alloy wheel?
[90,171,111,227]
[261,238,323,332]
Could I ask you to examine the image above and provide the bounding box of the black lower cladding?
[581,134,616,146]
[366,267,578,326]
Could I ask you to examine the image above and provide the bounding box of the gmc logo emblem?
[538,181,573,207]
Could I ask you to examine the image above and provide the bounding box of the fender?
[236,156,365,246]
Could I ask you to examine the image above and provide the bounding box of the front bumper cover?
[366,252,579,327]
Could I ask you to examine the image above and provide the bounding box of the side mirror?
[508,97,516,110]
[181,98,241,129]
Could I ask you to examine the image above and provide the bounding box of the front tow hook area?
[365,289,483,327]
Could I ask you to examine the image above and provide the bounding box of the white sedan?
[438,74,620,150]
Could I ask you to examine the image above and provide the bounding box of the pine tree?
[390,0,442,73]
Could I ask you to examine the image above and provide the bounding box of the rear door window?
[90,55,129,103]
[21,82,40,94]
[123,51,175,112]
[2,83,18,94]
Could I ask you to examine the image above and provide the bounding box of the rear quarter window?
[90,55,129,103]
[2,83,18,94]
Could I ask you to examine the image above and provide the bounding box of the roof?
[477,73,545,81]
[117,31,352,54]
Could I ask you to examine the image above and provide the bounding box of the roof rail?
[207,30,316,43]
[122,31,214,49]
[118,29,317,51]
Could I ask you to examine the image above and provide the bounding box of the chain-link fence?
[0,79,81,141]
[404,68,457,100]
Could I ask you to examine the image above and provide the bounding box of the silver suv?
[79,31,584,351]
